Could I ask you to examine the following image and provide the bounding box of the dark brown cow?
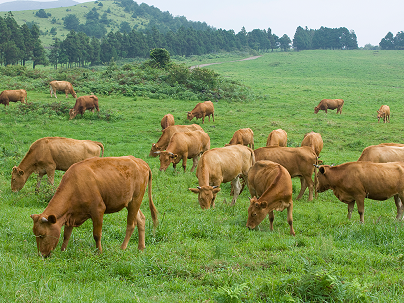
[266,129,287,147]
[187,101,214,124]
[314,99,344,114]
[246,160,295,236]
[226,128,254,149]
[161,113,175,130]
[156,130,210,172]
[0,89,27,107]
[30,156,158,257]
[149,124,203,157]
[69,95,99,120]
[316,162,404,223]
[358,143,404,163]
[301,131,323,157]
[254,146,317,201]
[189,145,255,209]
[377,105,390,123]
[49,81,77,98]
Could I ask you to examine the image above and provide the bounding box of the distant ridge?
[0,0,79,12]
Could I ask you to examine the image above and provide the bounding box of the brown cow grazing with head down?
[358,143,404,163]
[316,162,404,223]
[69,95,99,120]
[161,113,175,130]
[49,81,77,98]
[314,99,344,114]
[30,156,158,257]
[156,130,210,172]
[0,89,27,106]
[11,137,104,192]
[189,145,255,209]
[246,160,295,236]
[254,146,317,201]
[187,101,214,124]
[226,128,254,149]
[149,124,203,157]
[301,131,323,157]
[377,105,390,123]
[266,129,287,147]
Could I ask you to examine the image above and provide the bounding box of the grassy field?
[1,50,404,302]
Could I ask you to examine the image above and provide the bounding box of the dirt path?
[189,55,261,69]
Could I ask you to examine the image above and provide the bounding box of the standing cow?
[358,143,404,163]
[314,99,344,114]
[187,101,214,124]
[69,95,99,119]
[30,156,158,257]
[161,113,175,130]
[0,89,27,107]
[266,129,287,147]
[227,128,254,149]
[301,131,323,157]
[11,137,104,192]
[377,105,390,123]
[49,81,77,98]
[246,160,295,236]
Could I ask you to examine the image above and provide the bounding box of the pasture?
[1,50,404,302]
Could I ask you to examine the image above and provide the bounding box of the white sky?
[3,0,403,46]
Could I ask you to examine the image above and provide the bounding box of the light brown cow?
[149,124,203,157]
[314,99,344,114]
[316,162,404,223]
[30,156,158,257]
[266,129,287,147]
[69,95,99,120]
[377,105,390,123]
[246,160,295,236]
[49,81,77,98]
[226,128,254,149]
[358,143,404,163]
[189,145,255,209]
[187,101,214,124]
[161,113,175,130]
[254,146,317,201]
[11,137,104,192]
[156,130,210,172]
[0,89,27,107]
[301,131,323,157]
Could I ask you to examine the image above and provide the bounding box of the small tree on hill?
[150,48,170,68]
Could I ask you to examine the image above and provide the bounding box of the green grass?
[1,50,404,302]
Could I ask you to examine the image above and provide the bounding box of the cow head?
[69,109,77,120]
[157,151,178,171]
[314,106,320,114]
[316,165,331,193]
[149,144,162,157]
[246,197,269,229]
[377,110,384,121]
[187,112,194,121]
[71,91,77,99]
[11,166,26,192]
[31,214,61,258]
[189,186,221,209]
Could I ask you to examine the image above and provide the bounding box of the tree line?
[379,32,404,50]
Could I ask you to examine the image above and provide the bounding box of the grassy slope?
[1,50,404,301]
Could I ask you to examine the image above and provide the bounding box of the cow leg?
[61,225,73,251]
[190,156,199,172]
[355,199,365,223]
[92,214,104,253]
[212,113,214,122]
[36,172,45,192]
[182,155,187,172]
[394,195,404,220]
[136,210,146,251]
[202,114,205,124]
[121,198,141,250]
[287,204,295,236]
[65,90,69,98]
[347,201,355,219]
[268,211,274,231]
[230,177,242,206]
[297,176,313,201]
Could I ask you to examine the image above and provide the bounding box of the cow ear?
[47,215,57,224]
[189,188,200,194]
[261,201,267,208]
[17,168,24,176]
[213,187,221,194]
[319,166,326,174]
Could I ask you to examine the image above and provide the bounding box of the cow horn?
[197,186,201,189]
[154,151,161,154]
[41,217,48,223]
[313,164,320,168]
[168,152,174,156]
[212,186,218,189]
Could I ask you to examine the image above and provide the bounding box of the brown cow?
[377,105,390,123]
[30,156,158,257]
[161,113,175,130]
[301,131,323,157]
[189,145,255,209]
[266,129,287,147]
[49,81,77,98]
[246,160,295,236]
[187,101,214,124]
[358,143,404,163]
[0,89,27,107]
[226,128,254,149]
[314,99,344,114]
[69,95,99,120]
[156,130,210,172]
[149,124,203,157]
[316,162,404,223]
[254,146,317,201]
[11,137,104,192]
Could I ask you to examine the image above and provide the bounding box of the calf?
[69,95,99,119]
[49,81,77,98]
[187,101,214,124]
[266,129,287,147]
[314,99,344,114]
[0,89,27,106]
[377,105,390,123]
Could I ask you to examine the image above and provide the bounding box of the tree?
[293,26,312,51]
[120,21,132,33]
[63,14,80,31]
[35,9,48,18]
[20,24,33,65]
[48,38,61,69]
[32,40,48,69]
[279,34,291,51]
[394,31,404,50]
[150,48,170,68]
[379,32,395,50]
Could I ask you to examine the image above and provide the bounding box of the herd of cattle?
[3,81,401,257]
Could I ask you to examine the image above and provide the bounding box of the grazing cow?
[266,129,287,147]
[49,81,77,98]
[0,89,27,107]
[161,113,175,130]
[187,101,214,124]
[156,130,210,172]
[314,99,344,114]
[69,95,99,120]
[189,145,255,209]
[254,146,317,201]
[301,131,323,157]
[226,128,254,149]
[30,156,158,257]
[246,160,295,236]
[149,124,203,157]
[377,105,390,123]
[316,162,404,223]
[11,137,104,192]
[358,143,404,163]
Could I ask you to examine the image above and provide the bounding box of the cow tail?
[147,167,158,233]
[314,156,318,198]
[97,142,104,157]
